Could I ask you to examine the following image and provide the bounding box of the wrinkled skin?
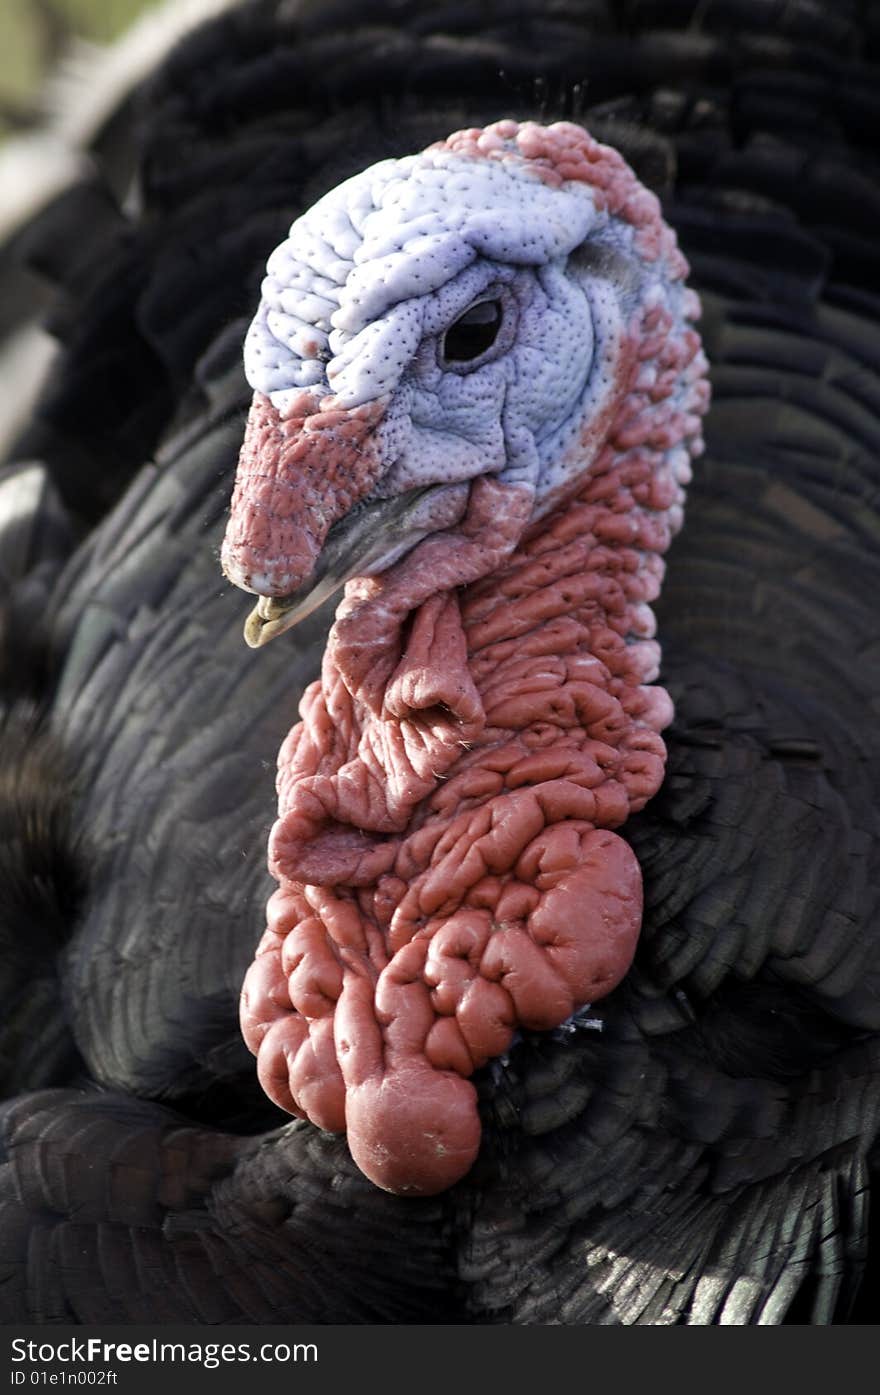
[224,120,709,1193]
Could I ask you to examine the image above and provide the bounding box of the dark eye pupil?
[442,300,503,363]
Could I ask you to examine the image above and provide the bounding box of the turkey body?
[0,0,879,1324]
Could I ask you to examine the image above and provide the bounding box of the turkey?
[1,0,879,1325]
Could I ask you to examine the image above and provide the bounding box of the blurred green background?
[0,0,157,137]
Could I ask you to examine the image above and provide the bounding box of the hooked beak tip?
[243,608,267,648]
[243,598,291,648]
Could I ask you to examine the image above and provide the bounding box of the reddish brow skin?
[233,120,709,1195]
[222,391,388,597]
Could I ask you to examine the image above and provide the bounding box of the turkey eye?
[441,299,503,364]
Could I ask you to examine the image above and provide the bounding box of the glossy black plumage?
[1,0,879,1324]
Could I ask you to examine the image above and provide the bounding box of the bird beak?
[223,389,472,647]
[240,485,450,647]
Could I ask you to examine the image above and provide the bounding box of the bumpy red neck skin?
[232,120,710,1195]
[240,331,704,1196]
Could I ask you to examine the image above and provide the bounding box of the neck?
[239,450,679,1195]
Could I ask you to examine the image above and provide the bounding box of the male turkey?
[0,0,878,1324]
[221,116,709,1196]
